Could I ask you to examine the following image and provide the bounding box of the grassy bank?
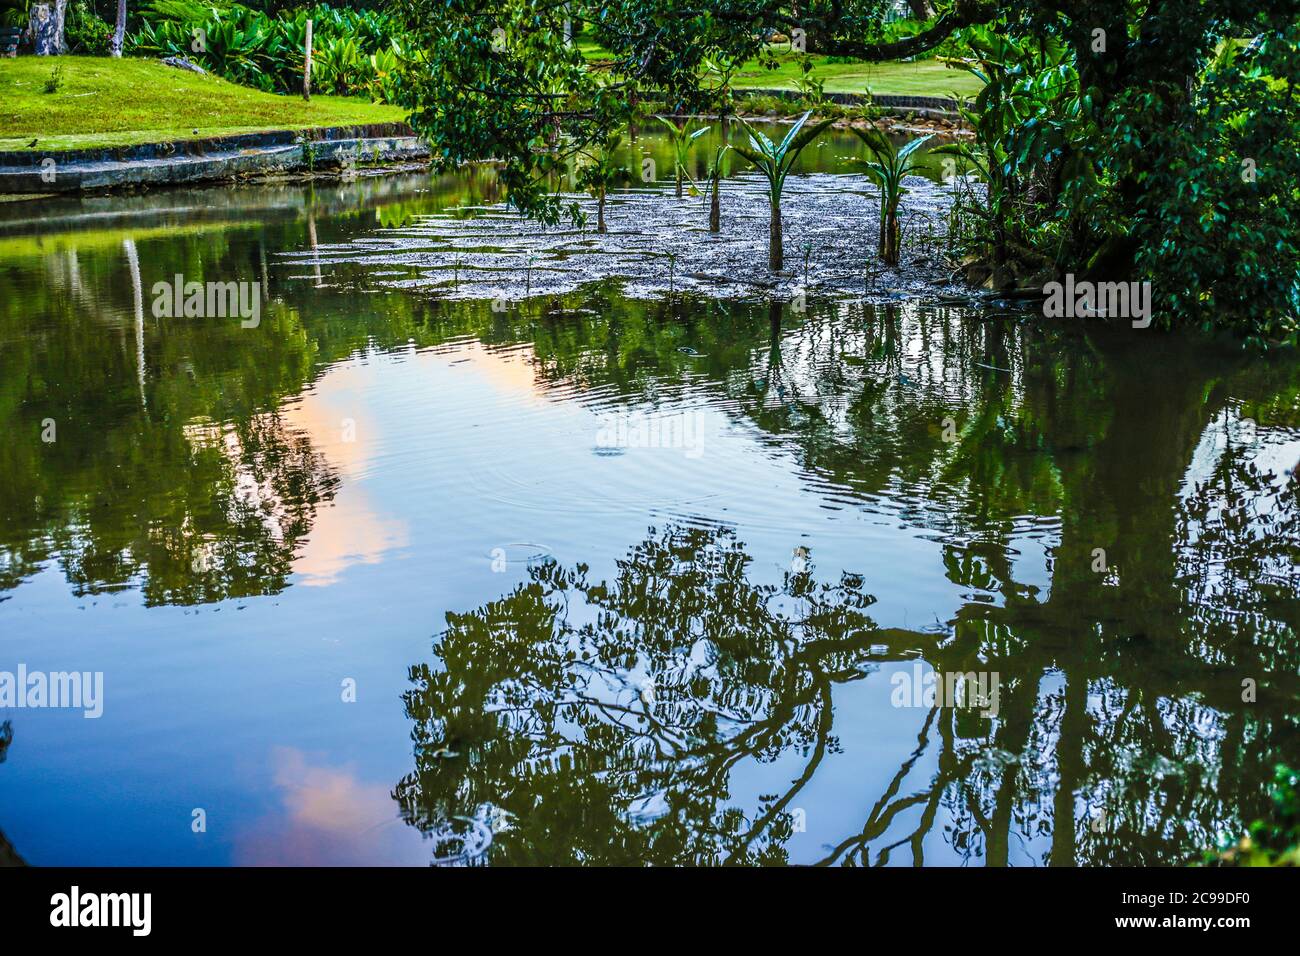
[729,55,981,97]
[0,56,405,151]
[577,39,983,98]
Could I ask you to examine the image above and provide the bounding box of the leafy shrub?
[43,64,65,94]
[937,20,1299,346]
[128,2,407,101]
[65,1,114,55]
[1125,27,1300,347]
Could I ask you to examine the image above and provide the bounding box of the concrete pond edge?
[0,122,430,194]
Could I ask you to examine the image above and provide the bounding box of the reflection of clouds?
[291,494,407,587]
[449,340,550,404]
[281,363,408,587]
[235,747,427,866]
[280,342,553,586]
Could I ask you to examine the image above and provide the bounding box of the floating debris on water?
[279,173,973,306]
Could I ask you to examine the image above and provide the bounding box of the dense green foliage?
[1128,29,1300,346]
[128,1,405,99]
[934,19,1300,345]
[397,0,1300,343]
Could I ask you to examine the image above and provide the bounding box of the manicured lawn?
[576,38,983,99]
[0,56,405,151]
[729,54,983,98]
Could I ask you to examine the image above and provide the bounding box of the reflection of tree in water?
[0,406,340,606]
[920,343,1300,866]
[7,198,1299,858]
[396,524,920,866]
[397,308,1300,865]
[398,511,1299,866]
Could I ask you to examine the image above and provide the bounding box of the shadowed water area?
[0,124,1297,866]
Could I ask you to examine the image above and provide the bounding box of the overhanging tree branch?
[819,0,997,60]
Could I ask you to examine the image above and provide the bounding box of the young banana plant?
[654,117,711,198]
[704,144,731,233]
[851,125,933,266]
[730,111,834,271]
[576,132,626,234]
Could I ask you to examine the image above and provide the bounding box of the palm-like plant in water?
[730,111,834,271]
[704,144,731,233]
[576,132,625,233]
[655,117,710,197]
[851,125,932,266]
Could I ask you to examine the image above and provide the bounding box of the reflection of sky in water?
[0,336,974,864]
[1,162,1297,866]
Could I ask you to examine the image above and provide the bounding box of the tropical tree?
[852,126,932,266]
[730,112,834,270]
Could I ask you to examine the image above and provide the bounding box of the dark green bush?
[1207,764,1300,866]
[128,2,406,100]
[66,1,114,55]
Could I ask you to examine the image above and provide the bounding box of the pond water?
[0,125,1297,866]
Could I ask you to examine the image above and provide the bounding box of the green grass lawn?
[729,55,983,98]
[0,56,405,151]
[576,38,982,99]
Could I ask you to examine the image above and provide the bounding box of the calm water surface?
[1,129,1297,865]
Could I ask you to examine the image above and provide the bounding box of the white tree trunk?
[30,0,68,56]
[110,0,126,57]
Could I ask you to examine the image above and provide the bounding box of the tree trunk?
[675,167,682,198]
[302,19,313,100]
[30,0,68,55]
[708,170,720,232]
[110,0,126,58]
[882,200,900,266]
[597,190,606,233]
[878,203,889,263]
[769,197,783,271]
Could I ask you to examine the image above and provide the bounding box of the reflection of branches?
[726,681,833,865]
[816,705,945,867]
[397,523,929,865]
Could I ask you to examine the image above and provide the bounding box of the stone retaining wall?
[0,123,429,194]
